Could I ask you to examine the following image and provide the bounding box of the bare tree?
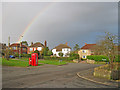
[2,48,14,60]
[93,32,118,69]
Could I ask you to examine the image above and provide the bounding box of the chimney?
[65,42,68,45]
[20,42,22,47]
[85,43,87,45]
[31,42,33,46]
[44,40,47,47]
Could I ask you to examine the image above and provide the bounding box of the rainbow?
[17,2,55,43]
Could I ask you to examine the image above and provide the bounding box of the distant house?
[78,43,96,59]
[27,41,46,54]
[52,42,71,57]
[9,43,27,54]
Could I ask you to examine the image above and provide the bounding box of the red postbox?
[29,53,38,66]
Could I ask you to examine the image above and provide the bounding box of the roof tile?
[81,44,96,49]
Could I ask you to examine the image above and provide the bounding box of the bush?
[15,54,31,58]
[114,55,120,62]
[47,50,53,56]
[87,55,109,62]
[87,55,120,62]
[70,53,79,59]
[58,52,63,57]
[44,56,75,60]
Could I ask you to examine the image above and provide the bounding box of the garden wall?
[94,65,111,79]
[94,64,120,80]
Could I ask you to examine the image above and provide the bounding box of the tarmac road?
[2,63,116,88]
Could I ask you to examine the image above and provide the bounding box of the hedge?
[114,55,120,62]
[87,55,109,62]
[87,55,120,62]
[15,54,31,58]
[43,56,76,60]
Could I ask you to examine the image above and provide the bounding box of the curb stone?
[77,72,118,87]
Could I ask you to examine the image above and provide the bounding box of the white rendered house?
[52,43,71,57]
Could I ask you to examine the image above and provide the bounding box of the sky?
[1,2,118,49]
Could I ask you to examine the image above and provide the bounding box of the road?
[2,63,116,88]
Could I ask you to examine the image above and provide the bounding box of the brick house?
[78,43,96,59]
[27,41,46,54]
[9,43,27,54]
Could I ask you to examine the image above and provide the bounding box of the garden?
[86,55,120,80]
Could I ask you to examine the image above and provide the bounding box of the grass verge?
[38,60,67,65]
[94,61,106,64]
[1,58,43,67]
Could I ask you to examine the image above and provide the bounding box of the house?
[9,43,27,54]
[78,43,96,59]
[27,41,47,54]
[52,42,71,57]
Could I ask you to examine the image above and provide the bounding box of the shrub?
[47,50,53,56]
[114,55,120,62]
[58,52,63,57]
[44,56,75,60]
[87,55,109,62]
[87,55,120,62]
[15,54,31,58]
[70,53,79,59]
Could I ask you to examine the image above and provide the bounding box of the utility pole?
[8,36,10,47]
[8,36,10,59]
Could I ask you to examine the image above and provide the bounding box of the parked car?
[9,55,15,58]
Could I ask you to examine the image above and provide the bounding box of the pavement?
[77,68,119,88]
[2,63,118,88]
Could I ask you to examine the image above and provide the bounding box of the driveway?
[2,63,116,88]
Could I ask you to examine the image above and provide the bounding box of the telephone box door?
[31,53,38,66]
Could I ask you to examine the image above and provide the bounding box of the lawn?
[15,57,74,63]
[94,61,106,64]
[1,58,42,67]
[14,57,29,61]
[38,60,67,65]
[1,58,68,67]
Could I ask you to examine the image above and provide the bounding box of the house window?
[12,47,16,50]
[83,56,86,58]
[82,50,86,53]
[16,47,18,50]
[30,48,33,51]
[22,48,26,50]
[37,47,42,51]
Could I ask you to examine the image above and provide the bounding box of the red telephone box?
[29,53,38,66]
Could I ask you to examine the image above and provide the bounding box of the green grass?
[38,60,67,65]
[14,57,73,64]
[1,58,43,67]
[14,57,74,63]
[14,57,29,61]
[1,58,67,67]
[94,61,106,64]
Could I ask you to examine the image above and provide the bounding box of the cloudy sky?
[2,2,118,49]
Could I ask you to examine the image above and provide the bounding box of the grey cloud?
[2,2,118,49]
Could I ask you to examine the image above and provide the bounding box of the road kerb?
[77,72,118,87]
